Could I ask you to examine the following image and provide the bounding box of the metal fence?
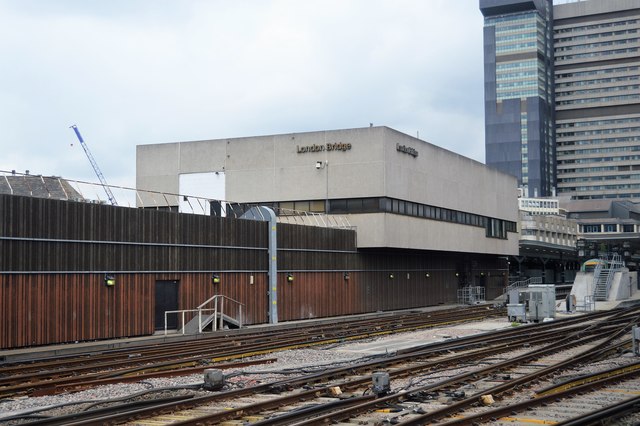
[457,286,486,305]
[0,170,352,230]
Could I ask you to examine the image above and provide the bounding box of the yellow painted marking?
[601,389,640,395]
[155,415,196,420]
[499,417,558,425]
[536,362,640,397]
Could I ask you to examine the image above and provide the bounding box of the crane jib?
[69,124,118,206]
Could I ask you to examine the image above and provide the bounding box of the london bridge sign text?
[396,143,418,158]
[297,142,352,153]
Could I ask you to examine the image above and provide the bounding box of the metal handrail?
[593,253,626,301]
[3,175,12,195]
[507,276,542,292]
[604,253,624,299]
[197,294,245,333]
[200,295,244,332]
[163,295,245,335]
[163,308,213,335]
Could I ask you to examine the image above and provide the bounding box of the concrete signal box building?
[137,126,519,260]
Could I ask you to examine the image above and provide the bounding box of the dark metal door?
[155,280,179,330]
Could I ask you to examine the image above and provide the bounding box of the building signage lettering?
[297,142,352,153]
[396,143,418,158]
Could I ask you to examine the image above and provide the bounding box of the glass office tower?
[480,0,555,197]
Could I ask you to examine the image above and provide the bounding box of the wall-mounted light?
[315,161,324,169]
[425,273,430,278]
[104,273,116,287]
[455,272,459,277]
[344,272,350,281]
[212,273,220,284]
[389,273,395,280]
[287,273,294,283]
[480,272,485,276]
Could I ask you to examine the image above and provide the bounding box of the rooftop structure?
[0,174,84,201]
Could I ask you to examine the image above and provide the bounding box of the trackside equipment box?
[528,284,556,322]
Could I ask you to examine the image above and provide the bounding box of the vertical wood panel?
[1,194,505,349]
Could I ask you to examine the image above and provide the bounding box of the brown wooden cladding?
[0,195,357,273]
[0,272,270,349]
[0,270,463,348]
[0,195,269,247]
[1,273,151,348]
[0,194,508,349]
[276,270,460,321]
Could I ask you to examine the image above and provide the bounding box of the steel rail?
[280,327,620,425]
[399,315,640,425]
[0,306,502,397]
[435,355,640,425]
[556,395,640,426]
[5,308,636,426]
[254,310,639,425]
[6,310,589,425]
[1,304,497,369]
[40,310,628,426]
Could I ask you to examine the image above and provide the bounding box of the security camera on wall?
[316,161,323,169]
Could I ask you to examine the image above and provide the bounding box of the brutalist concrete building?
[137,126,519,257]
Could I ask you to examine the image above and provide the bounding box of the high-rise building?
[480,0,556,198]
[554,0,640,200]
[481,0,640,201]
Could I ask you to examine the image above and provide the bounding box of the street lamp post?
[316,160,329,213]
[325,161,329,213]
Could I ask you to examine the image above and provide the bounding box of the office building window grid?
[489,13,549,101]
[554,5,640,200]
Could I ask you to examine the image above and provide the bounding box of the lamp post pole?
[325,161,329,213]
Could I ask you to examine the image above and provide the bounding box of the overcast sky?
[0,0,487,196]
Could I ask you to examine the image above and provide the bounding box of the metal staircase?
[592,253,625,301]
[163,295,245,335]
[496,276,542,301]
[507,276,542,292]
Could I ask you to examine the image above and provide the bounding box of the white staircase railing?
[505,276,542,294]
[164,295,245,335]
[593,253,625,302]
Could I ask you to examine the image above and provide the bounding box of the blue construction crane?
[70,125,118,206]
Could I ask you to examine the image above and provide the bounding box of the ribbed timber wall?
[0,194,506,349]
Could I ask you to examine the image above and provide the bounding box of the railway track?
[0,305,502,398]
[2,305,638,425]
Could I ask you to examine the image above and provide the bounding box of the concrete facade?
[137,126,519,255]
